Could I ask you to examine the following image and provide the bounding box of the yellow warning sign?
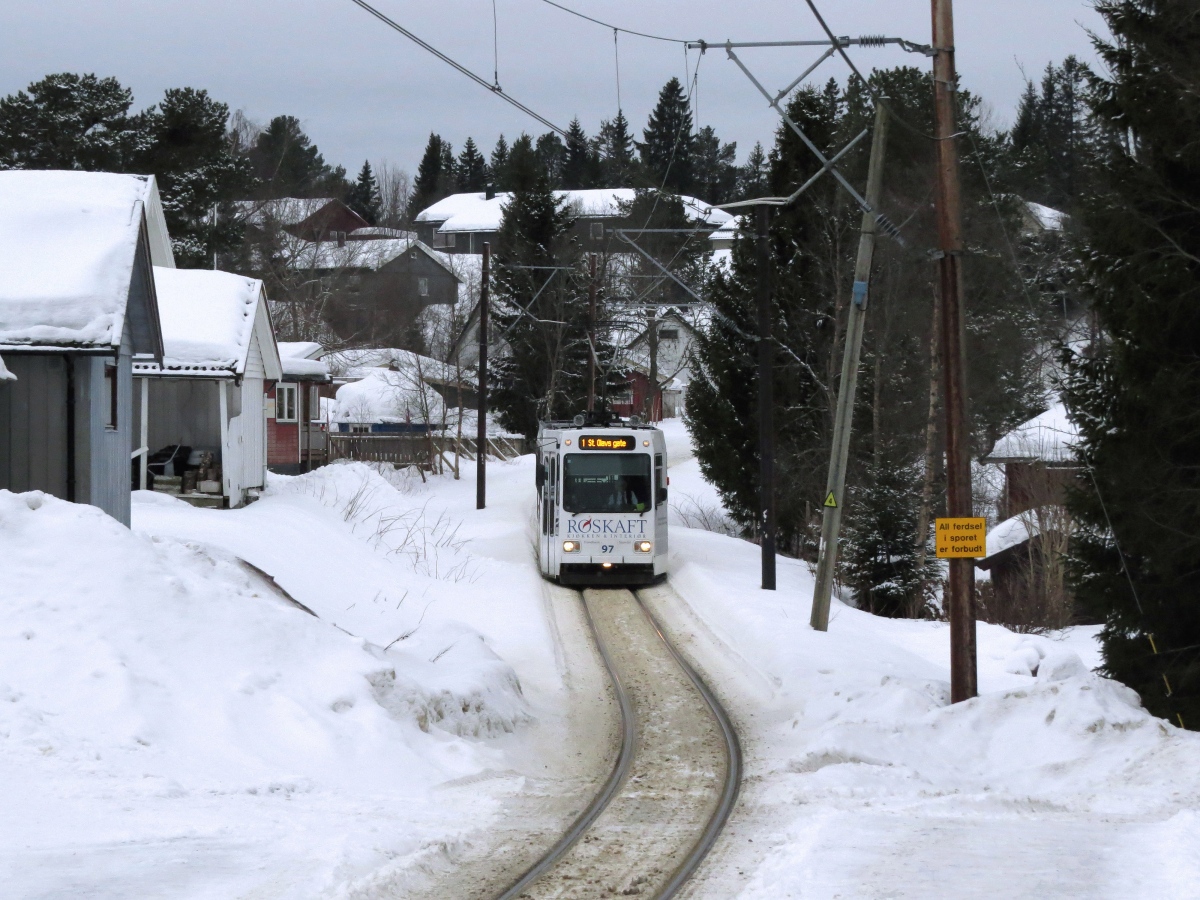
[935,517,987,558]
[823,491,838,508]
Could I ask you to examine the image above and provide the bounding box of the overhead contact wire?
[347,0,567,136]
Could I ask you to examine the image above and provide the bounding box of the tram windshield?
[562,453,653,514]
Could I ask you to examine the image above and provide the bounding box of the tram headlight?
[562,540,580,553]
[635,540,653,553]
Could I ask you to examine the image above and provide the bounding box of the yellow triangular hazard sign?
[823,491,837,508]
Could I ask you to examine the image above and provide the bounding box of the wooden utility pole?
[587,253,597,413]
[476,242,490,510]
[932,0,978,701]
[757,204,776,590]
[810,100,890,631]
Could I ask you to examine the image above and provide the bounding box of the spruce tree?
[536,132,566,188]
[1063,0,1200,728]
[489,173,596,440]
[250,115,345,197]
[346,160,381,225]
[637,78,695,193]
[410,132,448,215]
[457,137,488,192]
[489,134,510,189]
[692,125,738,204]
[562,118,598,190]
[597,110,638,186]
[737,142,769,200]
[505,134,545,193]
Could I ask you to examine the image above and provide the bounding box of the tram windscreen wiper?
[562,453,653,514]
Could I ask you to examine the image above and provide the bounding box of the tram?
[536,417,668,586]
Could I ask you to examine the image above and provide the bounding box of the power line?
[347,0,567,137]
[537,0,692,44]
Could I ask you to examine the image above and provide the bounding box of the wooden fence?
[326,433,527,468]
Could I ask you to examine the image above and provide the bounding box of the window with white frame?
[418,276,430,297]
[275,383,298,422]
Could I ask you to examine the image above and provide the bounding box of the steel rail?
[493,591,637,900]
[636,592,744,900]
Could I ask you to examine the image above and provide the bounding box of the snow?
[278,340,323,359]
[234,197,339,228]
[0,353,14,381]
[1026,200,1067,232]
[0,171,164,349]
[988,401,1079,462]
[984,512,1037,558]
[139,266,261,373]
[332,367,447,426]
[422,189,733,234]
[6,406,1198,897]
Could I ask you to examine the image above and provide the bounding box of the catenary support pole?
[932,0,978,701]
[587,253,597,412]
[757,204,776,590]
[810,101,890,630]
[476,242,490,510]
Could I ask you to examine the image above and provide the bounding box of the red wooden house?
[267,342,332,474]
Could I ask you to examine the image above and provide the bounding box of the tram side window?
[655,454,666,505]
[563,453,653,514]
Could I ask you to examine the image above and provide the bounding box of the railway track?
[495,587,742,900]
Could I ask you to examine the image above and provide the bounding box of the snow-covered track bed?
[497,588,742,900]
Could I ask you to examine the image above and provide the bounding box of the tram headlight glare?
[635,540,653,553]
[562,540,580,553]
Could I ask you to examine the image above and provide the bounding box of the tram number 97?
[600,544,614,554]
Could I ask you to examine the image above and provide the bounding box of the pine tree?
[0,73,141,171]
[692,125,738,204]
[489,173,594,440]
[597,110,638,186]
[250,115,345,197]
[489,134,510,189]
[561,118,598,189]
[133,87,253,266]
[346,160,381,225]
[457,137,488,192]
[637,78,695,193]
[410,132,449,215]
[1063,0,1200,728]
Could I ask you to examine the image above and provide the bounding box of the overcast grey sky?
[1,1,1106,176]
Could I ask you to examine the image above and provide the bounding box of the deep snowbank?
[0,475,535,896]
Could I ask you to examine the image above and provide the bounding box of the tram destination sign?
[579,435,633,451]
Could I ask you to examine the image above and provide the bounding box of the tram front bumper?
[559,562,657,587]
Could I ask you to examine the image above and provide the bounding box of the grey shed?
[0,170,172,526]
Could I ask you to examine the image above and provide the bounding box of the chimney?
[485,183,495,201]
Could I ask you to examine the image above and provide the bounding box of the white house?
[133,267,282,508]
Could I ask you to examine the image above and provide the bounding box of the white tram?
[536,418,668,586]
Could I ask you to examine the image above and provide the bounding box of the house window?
[309,386,321,421]
[433,232,457,249]
[418,277,430,297]
[349,423,371,434]
[590,222,605,240]
[104,361,118,429]
[659,328,680,340]
[276,383,298,422]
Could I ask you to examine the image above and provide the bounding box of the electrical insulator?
[858,35,888,48]
[876,214,906,247]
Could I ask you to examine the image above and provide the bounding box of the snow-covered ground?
[3,418,1198,898]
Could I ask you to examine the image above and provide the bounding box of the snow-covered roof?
[420,189,734,234]
[349,227,416,241]
[0,170,173,351]
[709,216,742,240]
[0,353,14,382]
[986,403,1079,463]
[984,514,1036,559]
[135,267,282,379]
[234,197,340,227]
[325,346,446,380]
[331,368,446,424]
[282,235,460,280]
[278,341,324,360]
[1024,201,1066,233]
